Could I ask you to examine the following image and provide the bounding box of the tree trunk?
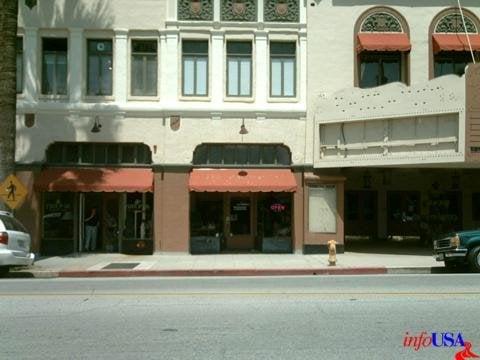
[0,0,19,211]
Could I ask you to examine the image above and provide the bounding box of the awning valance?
[432,34,480,53]
[189,169,297,193]
[357,33,411,53]
[35,168,153,192]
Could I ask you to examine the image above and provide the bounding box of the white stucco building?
[13,0,480,255]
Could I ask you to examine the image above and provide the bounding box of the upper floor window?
[270,42,296,97]
[87,39,113,96]
[42,38,68,95]
[227,41,252,97]
[182,40,208,97]
[356,10,410,88]
[193,144,291,166]
[131,40,158,96]
[432,10,480,78]
[46,142,152,166]
[16,37,23,94]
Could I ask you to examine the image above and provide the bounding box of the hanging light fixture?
[91,116,102,133]
[239,118,248,135]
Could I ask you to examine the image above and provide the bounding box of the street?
[1,275,479,360]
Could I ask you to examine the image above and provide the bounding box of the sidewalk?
[9,249,443,278]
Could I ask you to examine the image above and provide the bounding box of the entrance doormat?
[102,262,140,270]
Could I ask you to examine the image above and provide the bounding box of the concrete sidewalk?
[9,250,444,278]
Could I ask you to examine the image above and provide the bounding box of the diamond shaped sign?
[0,175,28,210]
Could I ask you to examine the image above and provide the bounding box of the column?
[23,27,38,102]
[255,31,268,104]
[211,31,224,104]
[69,28,83,102]
[114,29,128,103]
[161,31,178,102]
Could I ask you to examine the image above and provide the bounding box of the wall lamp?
[91,116,102,133]
[239,118,248,135]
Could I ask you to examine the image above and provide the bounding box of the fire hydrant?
[328,239,337,266]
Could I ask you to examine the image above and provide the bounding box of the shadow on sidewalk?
[345,238,433,256]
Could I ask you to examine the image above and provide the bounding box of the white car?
[0,211,35,274]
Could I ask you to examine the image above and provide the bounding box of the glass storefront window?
[43,192,74,239]
[258,194,292,238]
[124,193,153,239]
[190,194,223,237]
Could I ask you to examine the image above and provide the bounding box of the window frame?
[86,38,114,97]
[182,40,209,97]
[226,41,253,98]
[16,36,23,95]
[41,37,69,96]
[269,41,297,98]
[130,39,158,97]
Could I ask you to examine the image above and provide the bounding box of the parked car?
[0,211,35,275]
[433,230,480,272]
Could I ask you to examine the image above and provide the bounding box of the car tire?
[467,246,480,273]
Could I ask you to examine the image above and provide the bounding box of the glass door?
[226,195,255,250]
[102,193,121,252]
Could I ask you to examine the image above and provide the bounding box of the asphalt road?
[1,275,479,360]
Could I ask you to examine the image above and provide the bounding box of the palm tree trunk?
[0,0,19,211]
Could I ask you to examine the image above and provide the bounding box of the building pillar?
[211,31,224,104]
[255,31,268,104]
[293,171,304,254]
[23,27,38,102]
[162,31,178,102]
[114,29,128,103]
[69,28,83,102]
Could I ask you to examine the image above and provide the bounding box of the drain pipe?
[457,0,476,64]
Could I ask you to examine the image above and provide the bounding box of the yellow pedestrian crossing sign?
[0,174,28,210]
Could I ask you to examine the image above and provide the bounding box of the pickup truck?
[433,230,480,272]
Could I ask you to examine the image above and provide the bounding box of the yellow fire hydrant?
[327,239,337,266]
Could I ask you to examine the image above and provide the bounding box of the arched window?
[355,8,410,88]
[431,9,480,78]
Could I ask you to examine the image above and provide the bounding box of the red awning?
[357,33,411,53]
[432,34,480,53]
[189,169,297,193]
[35,168,153,192]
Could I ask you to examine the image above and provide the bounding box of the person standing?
[84,207,99,252]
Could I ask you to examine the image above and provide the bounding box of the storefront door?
[226,195,255,250]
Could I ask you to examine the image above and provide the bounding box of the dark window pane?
[121,145,135,163]
[208,145,223,164]
[124,193,153,239]
[94,144,106,164]
[270,42,296,55]
[230,198,251,235]
[43,38,67,52]
[224,145,235,164]
[89,39,112,53]
[43,192,74,239]
[190,194,223,238]
[106,145,119,164]
[193,145,208,164]
[248,145,260,164]
[276,146,291,165]
[227,41,252,55]
[81,144,94,163]
[346,192,359,221]
[65,144,78,163]
[257,194,291,239]
[132,40,157,53]
[359,52,402,88]
[235,145,248,165]
[262,146,275,164]
[183,40,208,54]
[47,143,63,163]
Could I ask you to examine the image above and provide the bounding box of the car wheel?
[467,246,480,273]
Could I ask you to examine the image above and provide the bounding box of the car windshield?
[0,215,27,232]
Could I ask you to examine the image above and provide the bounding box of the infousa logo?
[403,332,479,359]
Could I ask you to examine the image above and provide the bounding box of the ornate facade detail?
[360,12,403,32]
[221,0,256,21]
[264,0,299,22]
[178,0,213,21]
[435,13,478,34]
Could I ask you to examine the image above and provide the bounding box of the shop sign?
[0,174,28,210]
[270,203,286,212]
